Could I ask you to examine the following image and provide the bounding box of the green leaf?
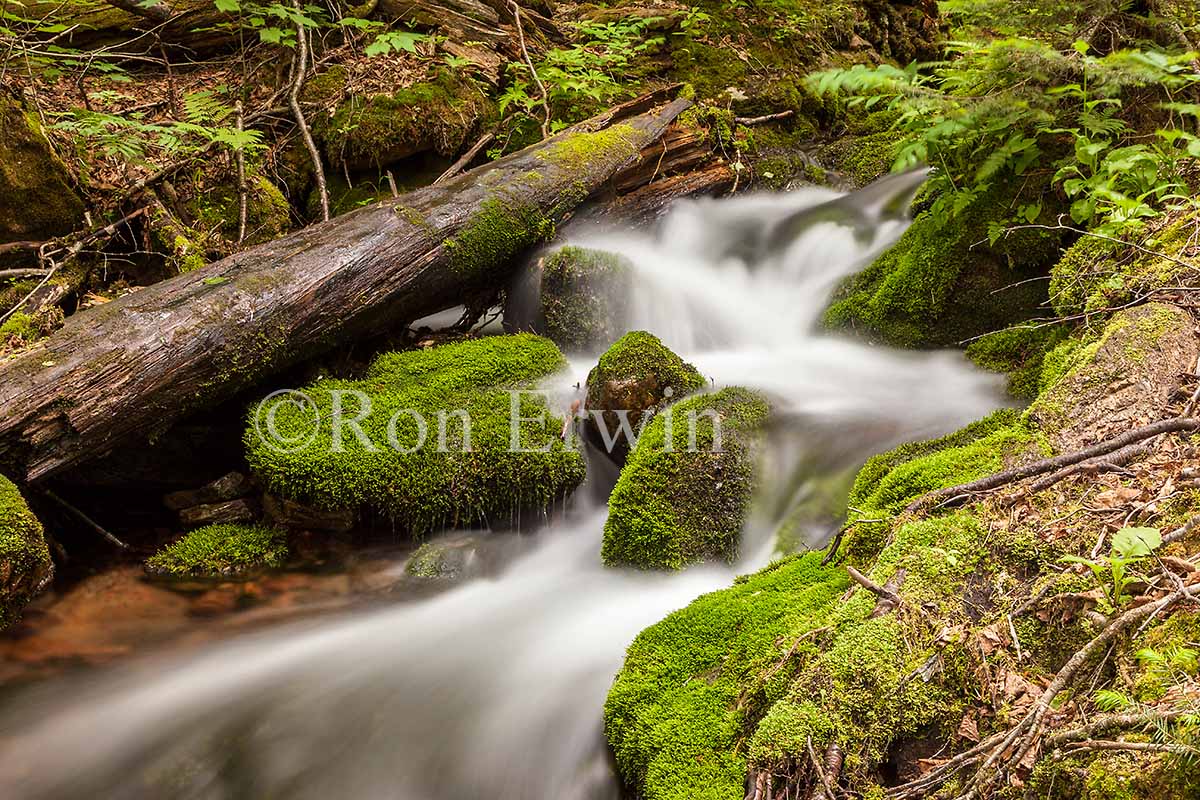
[201,276,229,286]
[1112,527,1161,558]
[214,0,240,11]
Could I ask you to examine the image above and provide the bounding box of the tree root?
[888,588,1189,799]
[906,417,1200,514]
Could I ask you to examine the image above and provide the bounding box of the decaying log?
[0,100,690,482]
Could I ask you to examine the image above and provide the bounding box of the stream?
[0,176,1006,799]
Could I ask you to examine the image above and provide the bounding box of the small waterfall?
[0,175,1004,799]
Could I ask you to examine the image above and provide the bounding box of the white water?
[0,180,1004,799]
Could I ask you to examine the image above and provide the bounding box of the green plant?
[1061,525,1162,605]
[808,39,1200,235]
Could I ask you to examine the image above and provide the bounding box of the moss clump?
[823,187,1063,347]
[606,514,982,800]
[0,312,41,348]
[965,323,1071,400]
[246,334,586,536]
[822,128,905,186]
[0,474,52,629]
[145,524,288,577]
[539,246,633,351]
[0,97,85,255]
[444,197,558,277]
[315,71,494,169]
[184,174,292,248]
[602,387,769,569]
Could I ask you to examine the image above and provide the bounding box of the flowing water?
[0,175,1006,799]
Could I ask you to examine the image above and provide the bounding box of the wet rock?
[584,330,706,462]
[264,493,355,533]
[536,246,634,352]
[164,471,252,511]
[179,498,258,528]
[0,474,52,629]
[404,535,483,579]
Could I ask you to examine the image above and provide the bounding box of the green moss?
[539,246,633,351]
[0,96,85,249]
[245,334,586,537]
[602,387,769,570]
[535,123,640,171]
[607,513,982,800]
[965,323,1071,400]
[145,524,287,577]
[823,187,1063,347]
[0,312,40,345]
[444,197,557,277]
[0,474,51,629]
[822,128,905,186]
[314,71,494,169]
[185,174,292,247]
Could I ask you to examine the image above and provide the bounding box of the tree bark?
[0,99,690,482]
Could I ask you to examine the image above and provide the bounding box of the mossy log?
[0,99,691,482]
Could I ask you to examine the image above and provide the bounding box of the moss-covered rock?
[246,334,586,536]
[0,474,52,629]
[602,386,769,569]
[823,188,1064,347]
[404,535,481,579]
[584,331,706,459]
[314,71,494,170]
[145,524,288,578]
[0,95,85,261]
[538,246,633,352]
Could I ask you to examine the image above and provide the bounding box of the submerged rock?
[602,386,769,570]
[246,334,585,536]
[404,535,482,580]
[584,331,706,461]
[0,475,52,629]
[145,523,288,578]
[539,246,634,352]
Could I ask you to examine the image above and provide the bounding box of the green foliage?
[145,524,288,577]
[498,14,666,137]
[1062,526,1163,605]
[602,387,769,570]
[808,38,1200,235]
[245,335,586,536]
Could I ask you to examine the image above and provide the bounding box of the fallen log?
[0,99,691,482]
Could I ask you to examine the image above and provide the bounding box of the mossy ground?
[0,474,52,629]
[602,386,769,570]
[246,334,586,537]
[145,524,288,578]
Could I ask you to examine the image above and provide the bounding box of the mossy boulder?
[823,188,1064,347]
[0,474,52,629]
[145,524,288,578]
[404,535,481,579]
[584,331,706,459]
[602,386,769,570]
[313,71,494,170]
[0,95,85,262]
[965,322,1071,400]
[246,334,586,536]
[537,246,634,352]
[1029,303,1197,452]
